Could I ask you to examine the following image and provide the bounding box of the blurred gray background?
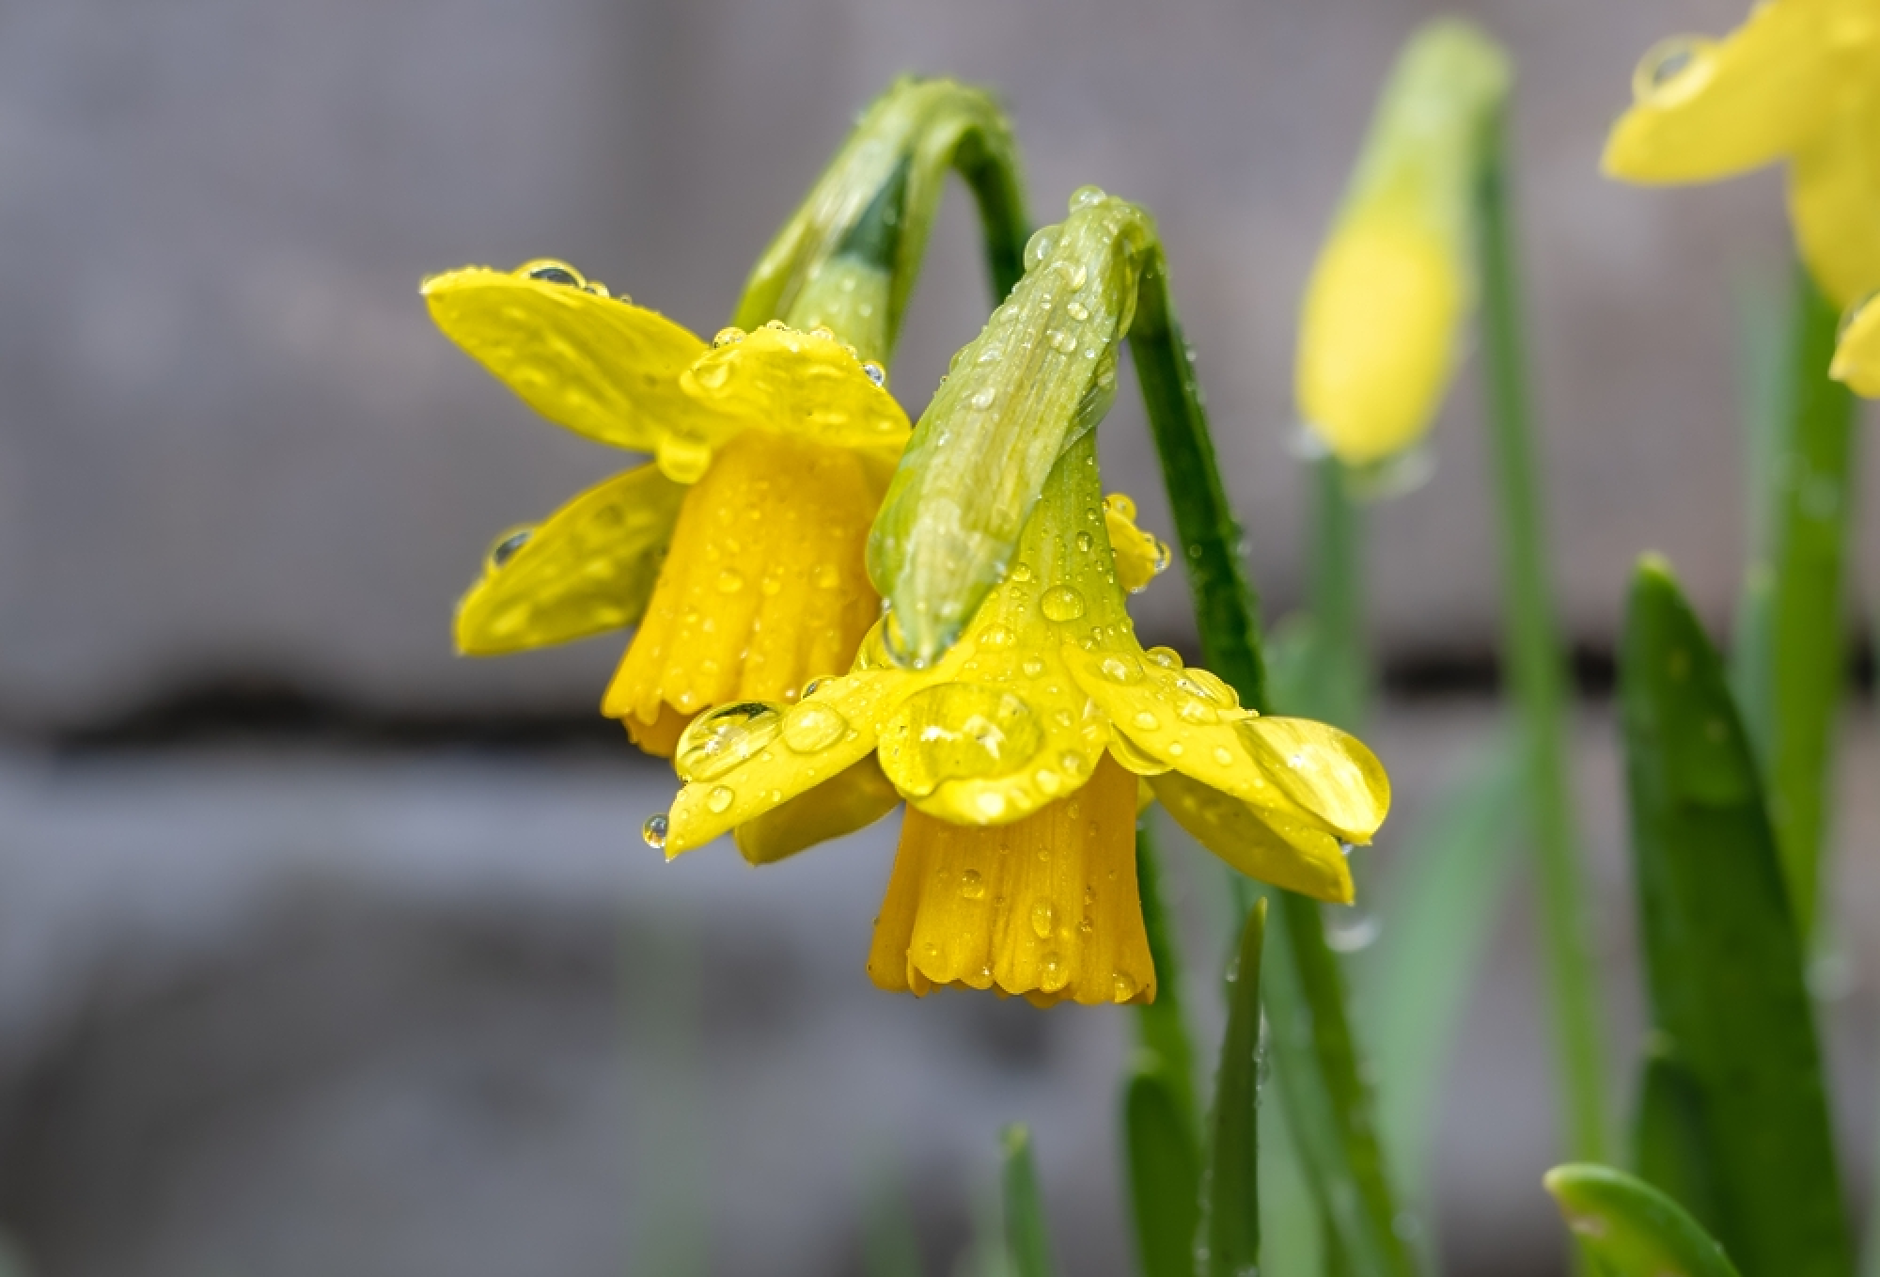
[1,0,1878,1273]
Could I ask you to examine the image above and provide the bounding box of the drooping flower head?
[426,78,1026,752]
[1602,0,1880,391]
[653,192,1391,1007]
[1295,19,1510,470]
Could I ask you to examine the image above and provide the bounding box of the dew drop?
[961,869,986,900]
[641,812,669,850]
[862,361,887,388]
[1066,301,1090,322]
[1063,262,1089,290]
[524,260,585,287]
[1021,657,1046,677]
[814,563,842,589]
[1047,329,1078,353]
[1133,710,1160,731]
[1040,952,1069,991]
[1099,656,1139,683]
[780,701,848,752]
[1024,227,1056,270]
[1213,745,1236,766]
[1069,184,1107,210]
[1075,531,1095,552]
[706,785,734,814]
[1009,561,1034,583]
[1031,902,1055,939]
[675,702,783,781]
[715,568,745,594]
[1144,646,1182,670]
[711,326,746,348]
[978,624,1017,649]
[488,528,532,568]
[1040,586,1086,622]
[1112,971,1139,1001]
[971,387,998,411]
[1843,290,1880,338]
[656,432,713,484]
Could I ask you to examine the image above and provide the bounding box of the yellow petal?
[1237,717,1392,845]
[664,667,914,856]
[1150,770,1354,904]
[423,263,707,452]
[1601,3,1844,183]
[867,753,1153,1007]
[453,463,686,655]
[602,431,887,752]
[1831,293,1880,395]
[1789,85,1880,308]
[732,755,902,865]
[1296,206,1464,465]
[682,324,911,454]
[1102,493,1170,594]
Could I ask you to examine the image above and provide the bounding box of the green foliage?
[1543,1164,1742,1277]
[999,1126,1056,1277]
[1619,558,1852,1277]
[1125,1073,1203,1277]
[1200,899,1267,1277]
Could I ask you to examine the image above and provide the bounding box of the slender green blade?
[1135,823,1200,1125]
[1544,1164,1742,1277]
[1125,1072,1204,1277]
[861,1159,925,1277]
[1201,898,1267,1277]
[1355,739,1524,1203]
[1619,557,1852,1277]
[1000,1125,1056,1277]
[1757,267,1857,942]
[1630,1048,1721,1235]
[1255,883,1416,1277]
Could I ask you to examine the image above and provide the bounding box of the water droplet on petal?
[1075,531,1095,552]
[1031,902,1055,939]
[862,361,887,387]
[1213,745,1236,766]
[675,702,783,781]
[641,812,669,850]
[523,259,585,287]
[657,432,713,484]
[977,624,1017,650]
[706,785,734,814]
[1634,36,1711,101]
[1099,656,1139,683]
[1024,227,1056,270]
[1009,561,1034,583]
[1040,952,1068,991]
[1144,646,1182,670]
[1133,710,1160,731]
[715,568,745,594]
[780,701,848,752]
[1069,184,1107,210]
[1112,971,1139,1001]
[488,528,533,568]
[1040,586,1086,622]
[1066,301,1090,322]
[971,387,998,411]
[711,326,746,348]
[961,869,986,900]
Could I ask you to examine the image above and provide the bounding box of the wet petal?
[868,753,1153,1007]
[1788,85,1880,307]
[664,668,915,856]
[1602,2,1844,182]
[1830,290,1880,395]
[1150,770,1354,904]
[454,463,686,655]
[681,324,911,453]
[733,755,902,865]
[423,264,708,452]
[1237,717,1391,844]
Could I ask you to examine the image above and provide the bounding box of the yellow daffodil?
[1604,0,1880,378]
[1296,19,1510,468]
[428,260,908,753]
[652,433,1390,1007]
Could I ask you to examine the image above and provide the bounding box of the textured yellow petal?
[681,324,911,454]
[1789,84,1880,308]
[1601,2,1844,183]
[1830,293,1880,395]
[1065,642,1261,784]
[1102,493,1170,594]
[602,431,887,753]
[867,753,1153,1007]
[423,263,708,452]
[453,463,686,655]
[1237,717,1391,845]
[1150,770,1353,904]
[733,756,902,865]
[1296,208,1464,465]
[663,668,915,856]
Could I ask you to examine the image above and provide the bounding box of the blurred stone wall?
[1,0,1866,731]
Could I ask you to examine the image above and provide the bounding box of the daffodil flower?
[428,261,910,753]
[1604,0,1880,313]
[1296,18,1510,468]
[654,432,1390,1007]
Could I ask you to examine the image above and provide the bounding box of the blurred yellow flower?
[426,260,909,753]
[1296,19,1510,467]
[653,434,1390,1007]
[1603,0,1880,311]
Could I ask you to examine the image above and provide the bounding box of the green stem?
[1758,268,1857,942]
[1132,251,1413,1277]
[1474,105,1609,1163]
[1301,456,1370,728]
[1133,822,1200,1124]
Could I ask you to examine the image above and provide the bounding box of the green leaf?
[861,1157,925,1277]
[1125,1072,1203,1277]
[1543,1163,1742,1277]
[1134,823,1200,1125]
[1000,1125,1056,1277]
[1619,557,1853,1277]
[1354,739,1524,1204]
[1630,1049,1721,1235]
[1201,898,1267,1277]
[1256,884,1416,1277]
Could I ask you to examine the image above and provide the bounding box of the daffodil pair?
[1604,0,1880,394]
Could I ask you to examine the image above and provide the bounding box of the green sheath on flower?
[1296,18,1510,468]
[868,188,1159,668]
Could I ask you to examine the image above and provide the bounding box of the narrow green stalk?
[1755,268,1857,942]
[1133,822,1200,1124]
[1302,456,1370,730]
[1000,1125,1057,1277]
[1132,256,1412,1275]
[1473,104,1609,1164]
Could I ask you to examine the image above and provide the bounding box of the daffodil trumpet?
[426,77,1030,754]
[657,432,1389,1007]
[1295,18,1509,470]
